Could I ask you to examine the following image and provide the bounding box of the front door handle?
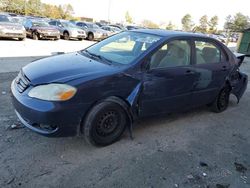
[185,69,195,74]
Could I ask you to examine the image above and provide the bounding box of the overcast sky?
[42,0,250,29]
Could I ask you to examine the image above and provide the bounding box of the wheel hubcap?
[96,111,119,137]
[218,89,228,109]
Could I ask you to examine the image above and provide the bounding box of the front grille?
[15,71,30,93]
[6,33,23,36]
[77,31,85,34]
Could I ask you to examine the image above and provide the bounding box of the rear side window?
[195,41,227,64]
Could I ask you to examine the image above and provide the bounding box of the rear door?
[139,39,197,116]
[191,38,230,106]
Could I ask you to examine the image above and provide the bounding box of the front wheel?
[83,101,127,146]
[32,32,39,40]
[210,86,230,113]
[63,32,70,40]
[88,33,94,41]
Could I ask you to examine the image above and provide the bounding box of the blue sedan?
[11,29,248,146]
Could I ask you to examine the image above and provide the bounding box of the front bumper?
[0,30,26,38]
[38,32,60,39]
[11,80,91,137]
[94,33,108,40]
[70,32,86,39]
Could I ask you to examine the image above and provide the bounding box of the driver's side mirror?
[58,24,63,28]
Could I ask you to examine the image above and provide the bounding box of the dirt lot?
[0,55,250,188]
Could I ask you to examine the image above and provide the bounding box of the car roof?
[133,29,208,39]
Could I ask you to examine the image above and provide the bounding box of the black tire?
[18,37,25,41]
[210,85,230,113]
[78,38,83,41]
[83,101,127,146]
[63,31,70,40]
[88,33,94,41]
[32,32,39,40]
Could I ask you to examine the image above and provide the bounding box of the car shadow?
[0,38,21,41]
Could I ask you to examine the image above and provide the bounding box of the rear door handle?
[221,65,228,71]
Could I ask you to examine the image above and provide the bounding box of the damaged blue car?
[11,30,248,146]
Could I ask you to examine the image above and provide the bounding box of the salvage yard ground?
[0,41,250,188]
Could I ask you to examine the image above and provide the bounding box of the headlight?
[28,84,77,101]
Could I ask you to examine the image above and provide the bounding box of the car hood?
[23,52,120,85]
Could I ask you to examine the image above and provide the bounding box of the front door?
[139,39,196,117]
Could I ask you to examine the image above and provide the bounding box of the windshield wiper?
[83,50,113,65]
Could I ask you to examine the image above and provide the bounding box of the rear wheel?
[83,101,127,146]
[18,37,25,41]
[63,32,70,40]
[210,85,230,113]
[78,38,83,41]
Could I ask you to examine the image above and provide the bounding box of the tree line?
[180,13,250,33]
[0,0,75,20]
[125,11,250,33]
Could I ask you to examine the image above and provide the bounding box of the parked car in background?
[95,22,105,27]
[24,19,60,40]
[75,22,109,41]
[217,34,227,43]
[0,14,26,40]
[108,24,127,31]
[101,25,122,35]
[48,20,86,40]
[11,30,247,146]
[126,25,143,30]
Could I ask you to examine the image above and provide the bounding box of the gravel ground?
[0,55,249,188]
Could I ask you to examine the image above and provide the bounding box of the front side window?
[195,41,226,64]
[150,40,191,69]
[83,32,162,65]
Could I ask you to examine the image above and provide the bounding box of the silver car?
[101,25,122,36]
[0,14,26,40]
[48,20,86,40]
[76,22,109,41]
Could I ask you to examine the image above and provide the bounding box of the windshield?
[33,22,49,27]
[0,15,10,22]
[62,22,78,28]
[83,31,162,65]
